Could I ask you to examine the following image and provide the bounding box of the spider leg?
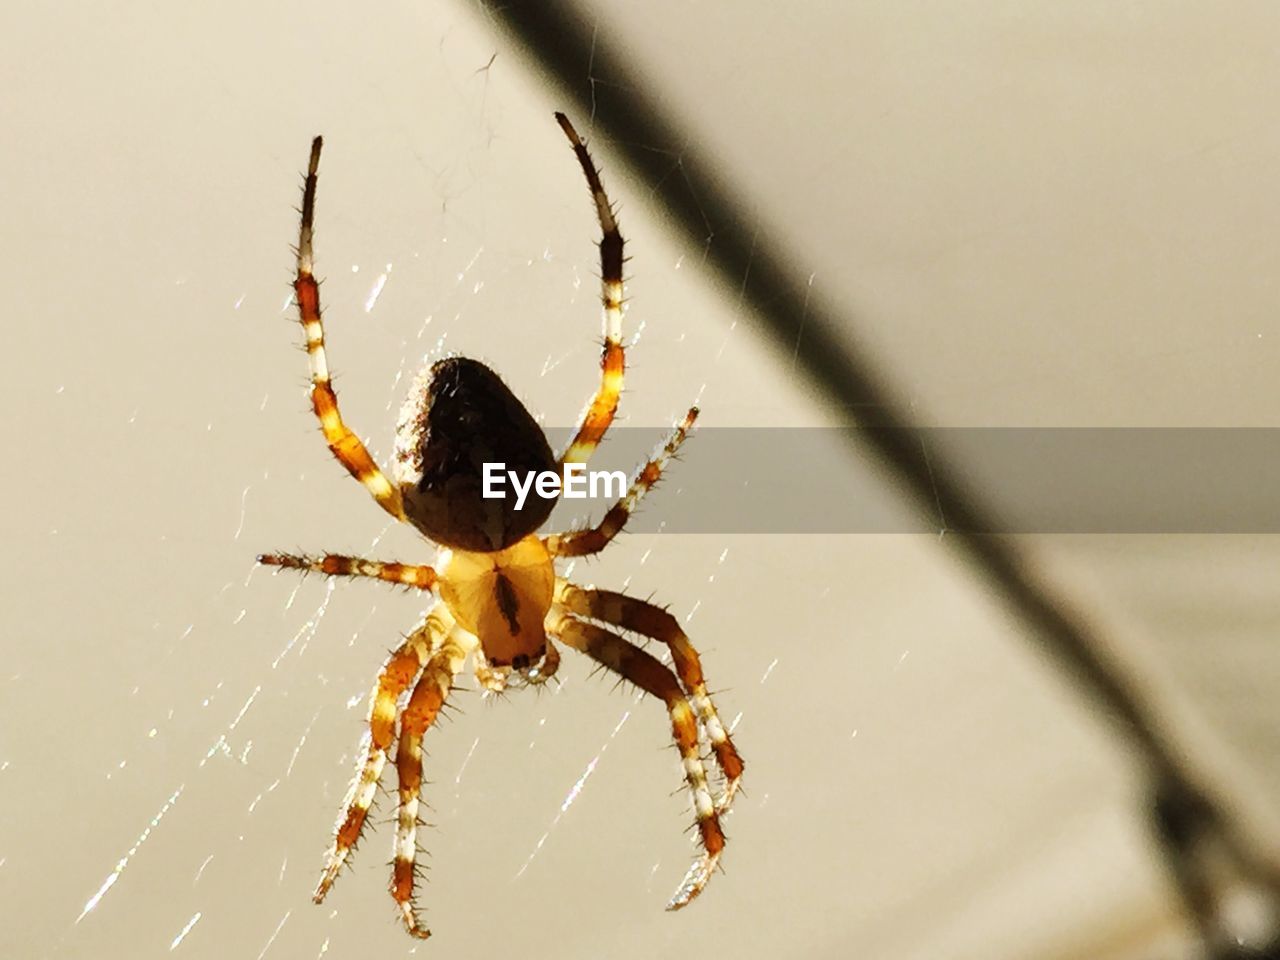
[313,607,447,902]
[554,581,742,811]
[547,608,725,910]
[555,113,625,468]
[258,552,436,590]
[391,621,473,939]
[294,136,407,522]
[546,407,697,557]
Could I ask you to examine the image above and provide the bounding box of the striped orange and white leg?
[258,552,437,591]
[554,582,743,811]
[546,608,726,910]
[391,619,474,939]
[555,113,626,467]
[294,136,407,522]
[313,607,450,902]
[546,407,698,557]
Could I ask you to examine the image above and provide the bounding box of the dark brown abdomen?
[394,357,557,551]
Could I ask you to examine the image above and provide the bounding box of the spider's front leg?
[293,136,407,523]
[547,609,726,910]
[556,113,626,468]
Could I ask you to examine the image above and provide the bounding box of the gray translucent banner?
[532,428,1280,534]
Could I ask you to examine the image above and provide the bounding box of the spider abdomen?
[394,357,557,551]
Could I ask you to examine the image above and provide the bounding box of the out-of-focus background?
[4,3,1280,958]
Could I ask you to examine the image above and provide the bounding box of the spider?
[258,113,744,940]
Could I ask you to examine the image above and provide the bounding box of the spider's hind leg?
[314,610,443,902]
[390,620,472,939]
[547,609,726,910]
[554,582,743,811]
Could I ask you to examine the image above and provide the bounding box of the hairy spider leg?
[392,618,474,939]
[313,608,448,901]
[555,113,626,467]
[295,136,407,522]
[547,406,698,557]
[258,552,437,590]
[553,582,742,811]
[547,608,725,910]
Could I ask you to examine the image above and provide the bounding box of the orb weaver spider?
[259,114,743,939]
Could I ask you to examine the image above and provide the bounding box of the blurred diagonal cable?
[478,1,1280,952]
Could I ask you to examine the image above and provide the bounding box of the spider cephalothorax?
[259,113,743,940]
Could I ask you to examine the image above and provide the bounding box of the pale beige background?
[4,3,1279,959]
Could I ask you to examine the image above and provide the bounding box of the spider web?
[30,8,800,960]
[13,4,1280,960]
